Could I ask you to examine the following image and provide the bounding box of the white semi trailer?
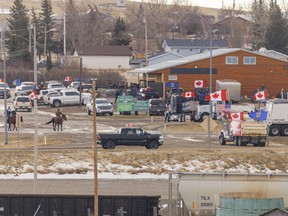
[265,99,288,136]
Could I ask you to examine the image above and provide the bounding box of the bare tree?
[249,0,269,50]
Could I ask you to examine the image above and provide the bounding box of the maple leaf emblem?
[186,92,191,96]
[196,81,201,86]
[256,92,263,98]
[232,114,239,118]
[212,93,219,98]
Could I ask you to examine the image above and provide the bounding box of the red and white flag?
[205,89,229,101]
[228,112,244,121]
[64,76,71,82]
[194,80,206,88]
[253,90,268,101]
[182,91,195,98]
[29,91,37,100]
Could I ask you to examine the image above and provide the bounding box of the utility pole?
[63,12,66,60]
[79,57,82,106]
[33,23,38,194]
[29,13,31,52]
[92,79,98,216]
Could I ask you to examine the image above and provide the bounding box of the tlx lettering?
[201,196,210,200]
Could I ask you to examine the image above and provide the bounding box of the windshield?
[22,86,34,91]
[150,100,164,105]
[96,100,110,104]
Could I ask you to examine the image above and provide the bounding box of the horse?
[7,115,17,131]
[45,114,67,131]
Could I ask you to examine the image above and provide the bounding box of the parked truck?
[216,79,241,102]
[165,95,199,122]
[264,99,288,136]
[97,127,164,149]
[219,116,268,147]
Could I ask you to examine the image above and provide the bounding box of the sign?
[166,82,179,88]
[201,117,217,132]
[134,100,149,111]
[168,75,177,81]
[117,96,133,103]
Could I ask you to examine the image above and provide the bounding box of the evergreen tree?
[111,17,131,46]
[39,0,54,70]
[264,1,288,54]
[6,0,32,64]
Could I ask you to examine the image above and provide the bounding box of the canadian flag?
[194,80,206,88]
[253,90,268,101]
[29,91,37,100]
[64,76,71,82]
[228,112,244,121]
[205,89,229,101]
[182,91,195,98]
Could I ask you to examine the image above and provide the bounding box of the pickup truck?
[97,127,164,149]
[47,89,91,107]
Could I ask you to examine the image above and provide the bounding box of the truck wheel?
[147,140,159,149]
[109,112,113,116]
[282,126,288,136]
[237,137,243,146]
[105,140,116,149]
[219,134,226,145]
[234,137,239,146]
[269,125,280,136]
[53,100,61,107]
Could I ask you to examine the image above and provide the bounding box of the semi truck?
[216,79,241,102]
[264,99,288,136]
[165,95,199,122]
[219,117,268,147]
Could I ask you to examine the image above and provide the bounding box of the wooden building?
[126,48,288,98]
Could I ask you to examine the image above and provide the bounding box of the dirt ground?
[1,104,288,175]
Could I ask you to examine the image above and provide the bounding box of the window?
[244,57,256,65]
[226,56,238,64]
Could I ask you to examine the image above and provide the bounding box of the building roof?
[148,52,184,61]
[125,48,288,74]
[74,45,131,56]
[164,39,228,48]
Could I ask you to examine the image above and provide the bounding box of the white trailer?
[265,99,288,136]
[216,79,241,102]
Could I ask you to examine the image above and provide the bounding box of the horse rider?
[55,108,64,117]
[6,107,11,124]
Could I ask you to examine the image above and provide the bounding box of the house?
[73,45,132,70]
[255,48,288,61]
[162,39,228,57]
[212,14,253,48]
[126,48,288,98]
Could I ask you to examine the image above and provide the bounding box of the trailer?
[216,79,241,102]
[0,194,160,216]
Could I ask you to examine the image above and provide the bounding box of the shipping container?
[216,79,241,102]
[0,194,160,216]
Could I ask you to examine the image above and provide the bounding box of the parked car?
[38,89,57,104]
[78,84,93,93]
[86,98,113,116]
[0,82,11,99]
[148,98,167,116]
[43,91,61,105]
[138,91,160,100]
[68,81,80,89]
[13,96,32,112]
[47,83,66,92]
[15,81,34,92]
[15,85,34,97]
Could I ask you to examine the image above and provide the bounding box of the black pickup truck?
[97,127,164,149]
